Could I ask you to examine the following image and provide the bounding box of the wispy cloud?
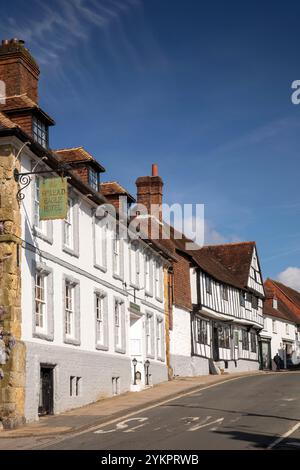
[1,0,141,65]
[277,266,300,292]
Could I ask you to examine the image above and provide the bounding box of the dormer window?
[273,298,278,310]
[32,116,48,148]
[89,167,99,191]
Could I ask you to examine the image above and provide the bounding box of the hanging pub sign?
[39,177,68,220]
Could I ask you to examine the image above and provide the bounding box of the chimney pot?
[152,163,158,177]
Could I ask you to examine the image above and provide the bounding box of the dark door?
[39,366,54,416]
[260,341,271,370]
[212,325,220,361]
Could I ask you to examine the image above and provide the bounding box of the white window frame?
[65,281,75,338]
[156,316,165,361]
[62,195,79,257]
[63,276,80,346]
[272,319,277,334]
[130,242,140,288]
[144,253,153,296]
[94,216,108,271]
[95,290,108,350]
[113,231,123,279]
[155,260,163,301]
[114,298,126,353]
[32,261,54,341]
[35,272,46,332]
[146,313,154,358]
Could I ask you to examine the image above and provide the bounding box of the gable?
[247,246,265,296]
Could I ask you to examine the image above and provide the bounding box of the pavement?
[0,370,266,442]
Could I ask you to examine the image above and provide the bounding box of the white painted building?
[0,40,170,423]
[261,280,300,370]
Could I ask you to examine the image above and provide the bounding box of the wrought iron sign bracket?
[14,168,67,202]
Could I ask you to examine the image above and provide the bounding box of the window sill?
[94,263,108,274]
[155,296,163,304]
[64,337,81,346]
[145,290,153,298]
[33,227,53,245]
[113,273,124,282]
[33,331,54,342]
[63,245,79,258]
[96,343,109,351]
[115,347,126,354]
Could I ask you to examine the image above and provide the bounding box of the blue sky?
[2,0,300,288]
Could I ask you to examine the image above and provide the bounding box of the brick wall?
[6,113,33,136]
[173,252,192,311]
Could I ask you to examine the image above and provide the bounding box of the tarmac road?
[35,372,300,450]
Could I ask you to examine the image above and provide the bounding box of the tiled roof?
[100,182,136,202]
[199,242,255,288]
[0,94,55,125]
[0,111,17,129]
[264,298,300,324]
[272,280,300,308]
[159,224,244,289]
[55,147,105,172]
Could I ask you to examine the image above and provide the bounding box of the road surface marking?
[95,417,148,434]
[188,417,224,432]
[267,422,300,449]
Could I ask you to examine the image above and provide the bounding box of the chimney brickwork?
[0,39,40,103]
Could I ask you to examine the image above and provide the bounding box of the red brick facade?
[0,39,39,103]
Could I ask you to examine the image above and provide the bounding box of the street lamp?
[132,358,138,385]
[145,360,150,386]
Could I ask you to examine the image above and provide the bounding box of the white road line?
[267,422,300,450]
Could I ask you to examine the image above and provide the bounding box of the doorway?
[39,366,54,416]
[212,324,220,361]
[260,341,271,370]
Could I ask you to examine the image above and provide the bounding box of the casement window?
[252,295,258,310]
[32,262,54,341]
[88,168,99,191]
[94,218,108,270]
[250,332,257,353]
[146,313,154,358]
[130,242,140,287]
[145,253,153,295]
[156,317,165,360]
[272,319,277,334]
[114,298,125,353]
[218,325,230,349]
[196,317,209,344]
[221,285,229,301]
[242,330,249,351]
[63,277,80,346]
[245,292,252,302]
[155,260,163,300]
[273,298,278,310]
[113,232,123,279]
[205,277,212,295]
[32,116,48,148]
[95,290,108,350]
[35,273,46,331]
[240,291,246,307]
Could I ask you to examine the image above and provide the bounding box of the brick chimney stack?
[0,39,40,103]
[136,164,163,224]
